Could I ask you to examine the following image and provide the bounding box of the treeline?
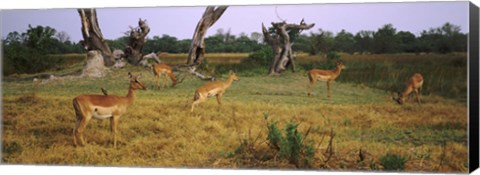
[2,22,467,75]
[105,28,264,54]
[2,25,84,74]
[109,22,466,55]
[294,23,467,55]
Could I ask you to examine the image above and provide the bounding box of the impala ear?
[228,70,233,75]
[137,73,142,79]
[128,72,132,78]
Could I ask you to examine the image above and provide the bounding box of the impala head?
[228,70,240,81]
[128,72,148,90]
[336,61,346,70]
[392,92,405,105]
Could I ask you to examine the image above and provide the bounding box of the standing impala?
[307,61,346,98]
[393,73,424,105]
[72,72,147,147]
[152,63,177,88]
[191,71,239,112]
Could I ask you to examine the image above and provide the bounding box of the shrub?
[3,43,65,75]
[242,45,272,68]
[380,153,407,171]
[265,113,315,167]
[326,51,341,69]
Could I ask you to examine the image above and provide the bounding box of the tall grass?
[1,63,468,172]
[312,53,467,102]
[192,52,467,102]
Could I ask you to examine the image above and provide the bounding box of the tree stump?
[81,50,110,77]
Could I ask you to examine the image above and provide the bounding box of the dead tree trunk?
[125,18,150,65]
[78,9,114,67]
[262,19,314,75]
[183,6,227,81]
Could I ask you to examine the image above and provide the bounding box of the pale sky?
[0,1,470,42]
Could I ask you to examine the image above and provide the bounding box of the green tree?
[106,36,129,51]
[353,30,374,54]
[25,25,59,53]
[333,29,355,54]
[3,25,66,75]
[396,31,416,53]
[372,24,399,53]
[4,31,26,45]
[417,22,466,53]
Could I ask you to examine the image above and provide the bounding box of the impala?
[393,73,424,105]
[152,63,177,88]
[307,61,346,98]
[191,71,239,112]
[72,72,147,147]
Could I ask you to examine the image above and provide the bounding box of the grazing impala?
[152,63,177,88]
[72,72,147,147]
[191,71,239,112]
[307,61,346,98]
[393,73,424,105]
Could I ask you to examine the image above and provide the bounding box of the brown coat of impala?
[393,73,424,105]
[72,72,147,147]
[307,62,346,98]
[152,63,177,88]
[191,71,239,112]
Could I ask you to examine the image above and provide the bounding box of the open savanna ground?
[2,53,468,173]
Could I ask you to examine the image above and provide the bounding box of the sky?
[0,1,470,43]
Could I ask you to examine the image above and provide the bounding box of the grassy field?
[1,53,468,173]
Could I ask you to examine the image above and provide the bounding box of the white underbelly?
[92,105,117,119]
[207,88,222,97]
[316,75,331,81]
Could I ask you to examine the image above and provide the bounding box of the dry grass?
[2,65,468,173]
[158,53,248,64]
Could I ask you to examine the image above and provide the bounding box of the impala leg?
[73,113,81,146]
[155,75,160,89]
[75,116,91,146]
[327,80,332,98]
[191,96,206,112]
[110,116,119,148]
[307,79,316,96]
[160,73,165,88]
[216,93,223,105]
[163,73,168,88]
[414,89,421,104]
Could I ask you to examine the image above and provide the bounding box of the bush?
[265,113,315,167]
[209,46,272,77]
[380,153,407,171]
[242,45,272,68]
[326,51,342,68]
[3,43,65,75]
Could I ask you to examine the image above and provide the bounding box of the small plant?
[264,113,315,168]
[380,153,407,171]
